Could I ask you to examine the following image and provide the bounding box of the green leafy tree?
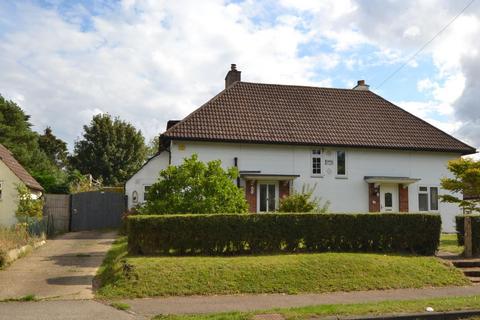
[38,127,69,169]
[70,114,147,185]
[15,185,44,220]
[146,135,160,158]
[141,154,248,214]
[278,184,329,213]
[441,158,480,213]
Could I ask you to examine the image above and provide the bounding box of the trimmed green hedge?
[127,213,441,256]
[456,215,480,255]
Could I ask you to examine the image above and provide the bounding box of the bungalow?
[0,143,44,226]
[126,64,477,232]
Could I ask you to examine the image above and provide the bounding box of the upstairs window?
[419,186,439,211]
[143,185,151,202]
[336,150,346,176]
[311,149,322,175]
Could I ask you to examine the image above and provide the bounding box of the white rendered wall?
[125,152,169,209]
[169,140,462,232]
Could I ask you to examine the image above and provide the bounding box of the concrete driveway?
[0,230,117,300]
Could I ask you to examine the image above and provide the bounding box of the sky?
[0,0,478,156]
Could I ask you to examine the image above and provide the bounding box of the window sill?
[335,175,348,179]
[311,174,324,178]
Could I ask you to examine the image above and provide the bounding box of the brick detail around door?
[245,180,257,212]
[399,185,409,212]
[279,180,290,201]
[368,183,380,212]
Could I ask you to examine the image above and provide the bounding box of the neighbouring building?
[126,64,477,232]
[0,144,44,226]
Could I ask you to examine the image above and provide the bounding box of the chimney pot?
[225,63,241,88]
[358,80,365,86]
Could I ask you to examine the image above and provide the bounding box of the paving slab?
[0,300,140,320]
[0,230,116,300]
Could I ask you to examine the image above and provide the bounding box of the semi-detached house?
[126,65,477,232]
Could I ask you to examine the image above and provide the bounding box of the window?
[418,186,439,211]
[0,181,3,200]
[143,185,151,202]
[259,183,276,212]
[312,149,322,175]
[336,150,346,176]
[384,192,392,207]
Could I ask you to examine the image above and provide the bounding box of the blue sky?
[0,0,478,154]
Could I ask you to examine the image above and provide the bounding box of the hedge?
[456,214,480,255]
[127,213,441,256]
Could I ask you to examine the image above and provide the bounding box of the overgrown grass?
[96,237,469,299]
[0,226,40,267]
[439,233,463,255]
[153,295,480,320]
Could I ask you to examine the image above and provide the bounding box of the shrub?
[128,213,441,256]
[15,185,44,220]
[140,154,248,214]
[279,185,329,213]
[455,214,480,255]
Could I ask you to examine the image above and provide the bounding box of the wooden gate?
[70,191,126,231]
[43,194,70,234]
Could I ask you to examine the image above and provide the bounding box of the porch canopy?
[240,171,300,180]
[364,176,420,185]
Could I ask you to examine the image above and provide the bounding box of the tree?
[278,184,330,213]
[441,158,480,213]
[38,127,69,169]
[141,154,248,214]
[70,114,147,185]
[15,185,44,220]
[0,95,53,174]
[146,135,160,158]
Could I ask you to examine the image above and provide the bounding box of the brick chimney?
[225,64,241,88]
[353,80,369,91]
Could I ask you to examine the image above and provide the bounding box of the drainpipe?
[234,157,240,187]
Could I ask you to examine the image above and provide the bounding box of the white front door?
[380,184,398,212]
[258,182,277,212]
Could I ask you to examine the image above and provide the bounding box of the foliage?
[456,214,480,255]
[38,127,69,169]
[127,213,441,256]
[0,95,69,193]
[441,158,480,213]
[439,233,463,255]
[70,113,147,185]
[279,184,329,213]
[67,170,102,194]
[97,236,465,299]
[140,154,248,214]
[146,135,160,158]
[15,185,44,220]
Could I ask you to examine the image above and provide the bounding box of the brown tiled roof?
[0,144,44,191]
[163,82,476,155]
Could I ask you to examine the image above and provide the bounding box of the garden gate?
[70,191,126,231]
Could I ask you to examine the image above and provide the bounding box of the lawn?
[153,295,480,320]
[439,233,463,255]
[96,237,469,299]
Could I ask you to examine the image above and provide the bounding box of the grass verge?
[440,233,463,255]
[153,295,480,320]
[96,237,468,299]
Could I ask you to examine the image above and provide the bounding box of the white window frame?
[335,150,348,179]
[311,149,323,177]
[418,185,439,212]
[142,185,152,202]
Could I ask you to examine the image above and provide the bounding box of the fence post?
[464,215,473,258]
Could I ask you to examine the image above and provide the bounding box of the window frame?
[418,185,439,212]
[142,185,152,202]
[311,149,323,177]
[335,150,348,178]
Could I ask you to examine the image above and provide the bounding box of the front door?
[380,184,398,212]
[258,183,277,212]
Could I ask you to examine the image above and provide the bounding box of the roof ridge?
[238,81,367,92]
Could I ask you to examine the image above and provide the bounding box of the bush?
[455,214,480,255]
[140,154,248,214]
[128,213,441,256]
[278,185,329,213]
